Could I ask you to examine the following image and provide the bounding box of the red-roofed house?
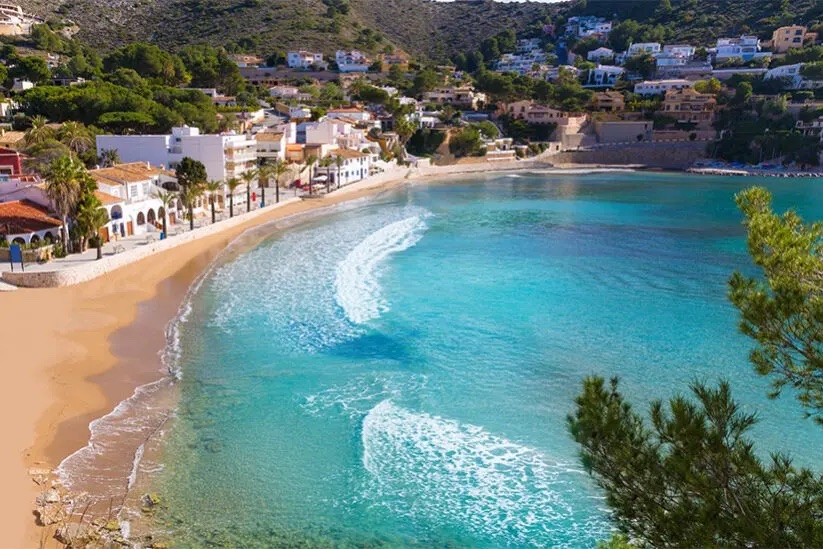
[0,199,63,245]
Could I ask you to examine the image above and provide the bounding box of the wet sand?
[0,176,408,547]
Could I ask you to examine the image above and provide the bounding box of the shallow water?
[147,172,823,547]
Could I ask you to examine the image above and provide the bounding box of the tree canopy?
[729,187,823,422]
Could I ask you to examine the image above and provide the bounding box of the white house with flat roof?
[96,126,258,183]
[634,79,694,96]
[628,43,662,56]
[336,50,370,72]
[714,36,772,62]
[287,50,326,69]
[662,45,696,58]
[586,65,625,87]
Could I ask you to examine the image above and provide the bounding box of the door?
[98,226,109,243]
[126,222,133,236]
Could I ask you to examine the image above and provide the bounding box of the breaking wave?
[335,216,428,324]
[360,400,611,547]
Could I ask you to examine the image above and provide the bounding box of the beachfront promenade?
[0,167,414,288]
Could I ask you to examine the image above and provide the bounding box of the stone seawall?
[2,198,302,288]
[550,141,708,170]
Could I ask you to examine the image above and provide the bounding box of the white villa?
[287,50,326,69]
[627,43,662,57]
[587,47,615,63]
[634,79,694,96]
[336,50,370,72]
[714,36,772,63]
[764,63,823,90]
[586,65,625,87]
[88,163,179,239]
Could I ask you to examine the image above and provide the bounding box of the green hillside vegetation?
[575,0,823,46]
[17,0,560,61]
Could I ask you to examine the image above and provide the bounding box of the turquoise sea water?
[152,172,823,547]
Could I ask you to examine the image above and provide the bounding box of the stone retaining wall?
[549,141,707,170]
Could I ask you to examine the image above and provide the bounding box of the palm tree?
[156,190,176,238]
[225,177,242,218]
[75,202,109,260]
[178,183,204,231]
[204,180,223,224]
[324,156,337,193]
[257,164,273,207]
[99,148,121,168]
[334,155,344,189]
[241,168,258,213]
[58,122,93,156]
[305,155,317,196]
[25,115,55,147]
[43,156,83,252]
[271,159,288,203]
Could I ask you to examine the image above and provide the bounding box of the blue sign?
[9,244,23,271]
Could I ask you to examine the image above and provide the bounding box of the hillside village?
[2,2,823,259]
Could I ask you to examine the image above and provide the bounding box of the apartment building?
[96,126,258,183]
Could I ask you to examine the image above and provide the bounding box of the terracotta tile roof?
[329,107,365,113]
[90,162,175,185]
[286,144,304,151]
[0,131,25,147]
[94,190,125,205]
[333,148,368,159]
[255,132,285,142]
[0,199,62,234]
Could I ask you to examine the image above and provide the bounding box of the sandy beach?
[0,173,413,548]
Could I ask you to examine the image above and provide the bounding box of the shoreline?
[2,161,746,546]
[0,169,413,548]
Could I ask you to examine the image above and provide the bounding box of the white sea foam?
[335,216,428,324]
[302,374,428,419]
[360,400,610,547]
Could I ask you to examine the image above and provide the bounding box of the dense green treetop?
[103,43,190,86]
[729,187,823,422]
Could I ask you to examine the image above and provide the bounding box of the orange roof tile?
[333,148,368,159]
[0,199,62,234]
[94,190,124,205]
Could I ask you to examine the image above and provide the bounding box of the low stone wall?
[416,158,552,178]
[2,198,301,288]
[549,141,708,170]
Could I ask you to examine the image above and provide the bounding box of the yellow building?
[771,25,815,53]
[380,51,410,73]
[662,88,716,128]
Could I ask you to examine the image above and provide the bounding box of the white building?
[654,53,689,68]
[714,36,772,63]
[634,79,694,96]
[327,107,373,123]
[88,162,179,239]
[627,43,662,56]
[336,50,370,73]
[662,44,696,58]
[329,148,371,186]
[96,126,258,183]
[568,16,612,38]
[586,65,625,87]
[764,63,823,90]
[255,130,287,163]
[287,50,325,69]
[587,47,615,63]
